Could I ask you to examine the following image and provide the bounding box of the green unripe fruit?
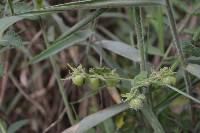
[88,77,100,90]
[162,76,176,86]
[72,75,85,87]
[129,98,143,110]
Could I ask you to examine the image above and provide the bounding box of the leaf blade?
[186,64,200,79]
[62,103,129,133]
[28,30,93,64]
[94,40,141,62]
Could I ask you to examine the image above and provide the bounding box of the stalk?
[7,0,14,15]
[134,7,165,133]
[40,20,76,125]
[165,0,193,121]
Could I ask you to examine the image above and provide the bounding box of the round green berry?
[72,75,85,87]
[88,77,100,90]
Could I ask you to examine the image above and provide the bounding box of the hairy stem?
[165,0,193,122]
[134,7,165,133]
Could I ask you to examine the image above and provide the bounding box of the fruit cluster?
[65,65,176,111]
[67,65,120,90]
[122,89,146,110]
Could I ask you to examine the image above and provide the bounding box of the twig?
[9,73,46,115]
[43,109,66,133]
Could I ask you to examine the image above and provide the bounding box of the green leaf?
[0,16,24,36]
[0,0,165,36]
[94,40,141,62]
[19,0,166,16]
[0,119,7,133]
[9,2,33,14]
[181,41,200,57]
[148,45,164,56]
[62,103,129,133]
[8,120,29,133]
[0,31,22,47]
[28,30,93,64]
[102,118,115,133]
[186,64,200,79]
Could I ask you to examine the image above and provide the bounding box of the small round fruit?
[89,77,100,90]
[72,75,84,87]
[129,98,143,110]
[162,76,176,86]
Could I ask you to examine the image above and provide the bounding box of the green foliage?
[0,64,4,77]
[13,2,33,14]
[0,119,7,133]
[7,120,29,133]
[0,119,28,133]
[0,30,22,47]
[181,41,200,57]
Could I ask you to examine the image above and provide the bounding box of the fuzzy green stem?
[165,0,193,122]
[134,7,165,133]
[134,7,146,70]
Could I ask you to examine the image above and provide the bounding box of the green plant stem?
[134,7,165,133]
[165,0,193,122]
[7,0,14,15]
[134,7,146,70]
[40,20,76,125]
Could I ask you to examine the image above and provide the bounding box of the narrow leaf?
[7,120,29,133]
[0,16,24,36]
[94,40,141,62]
[166,84,200,104]
[28,30,93,64]
[62,103,129,133]
[186,64,200,79]
[19,0,166,16]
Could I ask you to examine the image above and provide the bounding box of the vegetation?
[0,0,200,132]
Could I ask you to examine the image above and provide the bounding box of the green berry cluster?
[122,67,176,110]
[122,89,145,110]
[67,65,120,90]
[65,65,176,111]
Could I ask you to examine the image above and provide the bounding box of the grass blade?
[19,0,166,16]
[28,30,93,64]
[0,16,24,36]
[94,40,141,62]
[186,64,200,79]
[166,84,200,104]
[7,120,29,133]
[62,103,129,133]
